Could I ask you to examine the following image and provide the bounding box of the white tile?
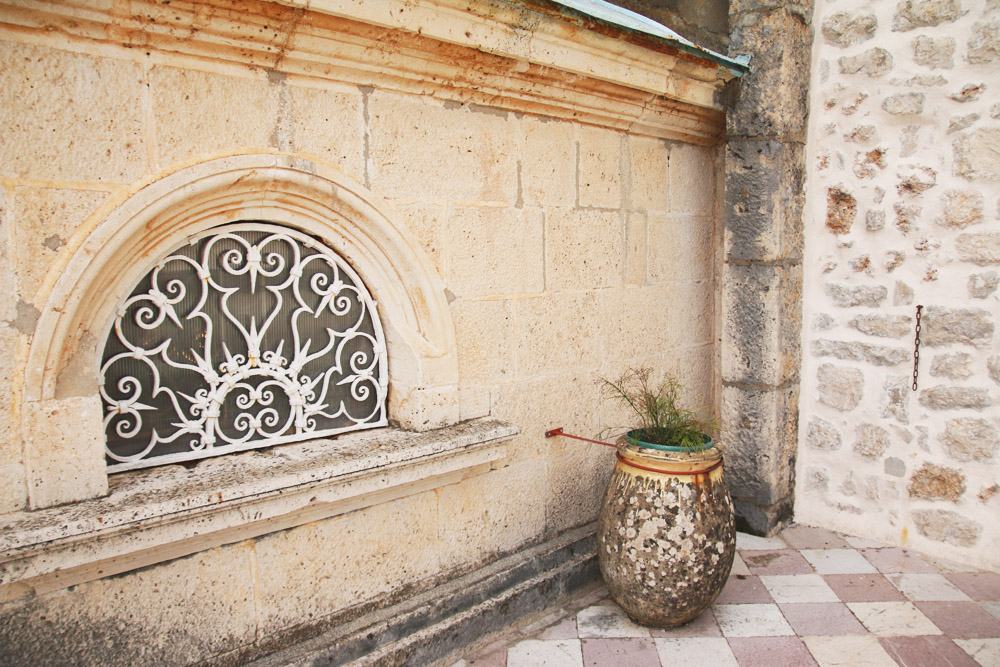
[507,639,583,667]
[730,553,751,576]
[713,603,795,637]
[654,637,739,666]
[801,549,879,575]
[955,638,1000,667]
[737,531,787,550]
[803,635,898,667]
[576,605,651,638]
[888,573,972,601]
[759,574,839,603]
[984,603,1000,621]
[844,535,889,549]
[846,601,942,636]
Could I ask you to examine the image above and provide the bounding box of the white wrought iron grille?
[99,222,388,472]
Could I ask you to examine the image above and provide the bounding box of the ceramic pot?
[596,431,735,627]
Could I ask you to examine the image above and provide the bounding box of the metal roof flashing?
[526,0,750,79]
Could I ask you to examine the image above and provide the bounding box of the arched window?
[99,222,388,471]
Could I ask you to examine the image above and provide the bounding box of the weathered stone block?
[894,281,915,306]
[521,117,576,207]
[255,492,440,632]
[957,233,1000,265]
[804,467,830,495]
[968,20,1000,63]
[602,283,712,363]
[826,186,857,234]
[0,543,257,665]
[821,11,878,47]
[0,463,26,513]
[23,397,107,509]
[885,250,905,272]
[0,42,146,182]
[881,376,910,423]
[627,135,669,211]
[728,8,811,139]
[151,66,280,168]
[893,0,963,31]
[883,93,925,115]
[452,298,513,385]
[545,208,622,291]
[950,84,985,103]
[954,130,1000,181]
[624,211,647,287]
[989,356,1000,385]
[811,340,910,367]
[290,84,365,181]
[826,283,887,307]
[817,364,864,411]
[929,352,973,379]
[10,188,109,304]
[968,271,999,299]
[867,210,886,231]
[806,416,842,451]
[370,93,517,201]
[908,463,965,501]
[647,212,713,284]
[722,263,802,386]
[940,418,999,461]
[912,35,955,69]
[578,125,623,209]
[919,385,991,410]
[515,292,600,377]
[725,140,804,262]
[894,202,921,233]
[911,509,981,547]
[722,382,799,508]
[885,457,906,477]
[940,190,984,228]
[854,423,891,460]
[669,143,717,216]
[839,49,894,77]
[921,306,994,348]
[446,206,543,297]
[897,165,937,196]
[394,202,446,278]
[850,314,911,338]
[439,459,546,569]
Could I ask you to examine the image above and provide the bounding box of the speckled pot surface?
[597,437,735,628]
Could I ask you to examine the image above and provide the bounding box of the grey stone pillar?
[723,0,812,535]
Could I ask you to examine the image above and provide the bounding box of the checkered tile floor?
[453,525,1000,667]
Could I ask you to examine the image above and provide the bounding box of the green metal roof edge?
[517,0,750,78]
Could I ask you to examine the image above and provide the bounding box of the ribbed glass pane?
[99,222,388,471]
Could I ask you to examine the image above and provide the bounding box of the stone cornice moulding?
[0,0,726,143]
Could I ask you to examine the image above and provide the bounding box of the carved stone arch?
[22,153,459,508]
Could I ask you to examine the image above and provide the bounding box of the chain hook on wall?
[912,304,923,392]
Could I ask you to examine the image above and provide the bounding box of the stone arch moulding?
[22,153,460,509]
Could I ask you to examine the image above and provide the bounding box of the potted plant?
[596,368,735,627]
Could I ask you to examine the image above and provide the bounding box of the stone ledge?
[0,418,518,599]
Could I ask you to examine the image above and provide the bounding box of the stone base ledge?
[0,418,519,601]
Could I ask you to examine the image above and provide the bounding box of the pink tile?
[780,525,851,550]
[648,609,722,638]
[727,636,818,667]
[878,636,980,667]
[823,574,906,602]
[743,550,815,576]
[915,601,1000,639]
[861,548,940,574]
[581,638,660,666]
[465,648,508,666]
[537,618,580,640]
[714,575,775,605]
[945,573,1000,602]
[778,602,868,636]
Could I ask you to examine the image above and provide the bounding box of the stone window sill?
[0,418,519,602]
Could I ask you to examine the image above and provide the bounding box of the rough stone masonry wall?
[797,0,1000,569]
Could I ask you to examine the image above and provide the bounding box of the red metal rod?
[545,427,617,448]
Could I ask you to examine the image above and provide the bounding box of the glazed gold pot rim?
[616,435,723,470]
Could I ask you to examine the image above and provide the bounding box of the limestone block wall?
[797,0,1000,569]
[0,0,730,661]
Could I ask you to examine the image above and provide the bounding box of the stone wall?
[0,0,729,661]
[797,0,1000,569]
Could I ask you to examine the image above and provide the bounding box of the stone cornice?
[0,0,727,143]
